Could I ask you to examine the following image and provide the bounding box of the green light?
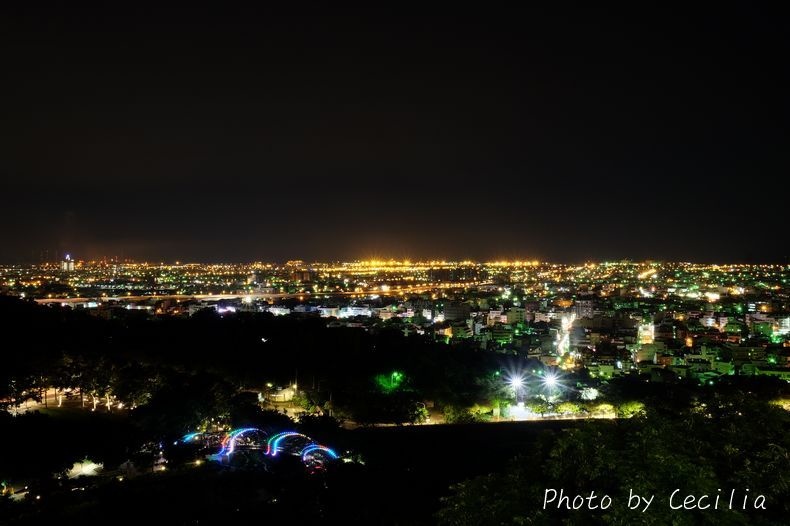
[375,370,405,393]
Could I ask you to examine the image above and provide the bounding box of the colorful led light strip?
[265,431,309,457]
[300,444,339,462]
[217,428,265,456]
[217,430,238,456]
[211,429,340,466]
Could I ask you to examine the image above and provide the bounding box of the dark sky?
[1,6,787,263]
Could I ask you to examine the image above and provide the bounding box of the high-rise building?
[61,254,75,272]
[573,299,595,319]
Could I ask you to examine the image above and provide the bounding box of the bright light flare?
[543,373,558,388]
[67,460,102,479]
[504,369,525,394]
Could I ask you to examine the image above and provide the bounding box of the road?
[34,281,492,304]
[6,388,113,415]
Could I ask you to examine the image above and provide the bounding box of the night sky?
[1,6,787,263]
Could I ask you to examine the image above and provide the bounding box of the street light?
[508,375,525,405]
[542,372,560,401]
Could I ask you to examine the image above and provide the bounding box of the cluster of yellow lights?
[485,260,540,267]
[637,268,658,280]
[344,259,485,270]
[356,259,412,266]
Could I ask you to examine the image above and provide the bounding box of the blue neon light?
[300,444,339,462]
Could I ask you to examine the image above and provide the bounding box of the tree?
[438,397,790,525]
[297,413,344,441]
[525,399,549,417]
[442,405,483,424]
[555,401,581,416]
[592,402,616,418]
[133,372,235,437]
[112,363,158,409]
[617,400,645,418]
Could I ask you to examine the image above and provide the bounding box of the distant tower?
[61,254,75,272]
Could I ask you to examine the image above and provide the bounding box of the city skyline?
[10,253,790,265]
[2,6,788,524]
[5,257,786,305]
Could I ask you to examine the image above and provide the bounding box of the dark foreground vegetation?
[1,297,789,524]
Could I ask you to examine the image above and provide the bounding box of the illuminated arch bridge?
[180,428,339,467]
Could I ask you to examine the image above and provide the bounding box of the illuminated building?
[61,254,75,272]
[573,299,595,318]
[637,323,655,344]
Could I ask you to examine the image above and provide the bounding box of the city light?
[2,7,787,524]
